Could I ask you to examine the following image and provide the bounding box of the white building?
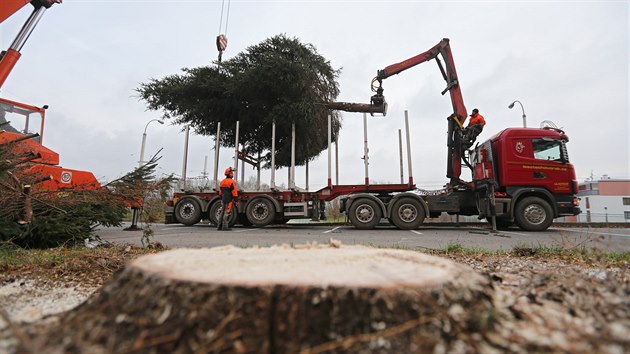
[571,178,630,223]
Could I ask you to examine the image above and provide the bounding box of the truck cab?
[472,126,580,230]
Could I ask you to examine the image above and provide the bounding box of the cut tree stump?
[32,244,497,353]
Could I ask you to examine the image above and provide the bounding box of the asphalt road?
[97,223,630,252]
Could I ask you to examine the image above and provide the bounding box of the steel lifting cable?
[216,0,231,62]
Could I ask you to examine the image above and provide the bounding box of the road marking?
[323,226,342,234]
[553,228,630,238]
[498,230,528,236]
[233,228,257,233]
[160,225,192,229]
[410,230,423,235]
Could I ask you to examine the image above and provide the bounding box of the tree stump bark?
[33,244,497,353]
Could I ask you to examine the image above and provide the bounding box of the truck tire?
[390,197,425,230]
[209,201,237,227]
[348,198,382,230]
[514,196,553,231]
[174,198,202,226]
[246,198,276,227]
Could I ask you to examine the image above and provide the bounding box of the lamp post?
[127,118,163,231]
[139,119,164,167]
[508,100,527,128]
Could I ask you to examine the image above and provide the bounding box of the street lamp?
[508,100,527,128]
[139,119,164,167]
[127,118,164,232]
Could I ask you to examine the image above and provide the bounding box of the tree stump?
[33,244,497,353]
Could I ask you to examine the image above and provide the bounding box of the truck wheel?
[246,198,276,227]
[174,198,202,226]
[348,198,381,230]
[390,197,425,230]
[514,196,553,231]
[209,202,237,227]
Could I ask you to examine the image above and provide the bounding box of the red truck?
[166,38,580,231]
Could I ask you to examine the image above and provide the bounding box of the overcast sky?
[1,0,628,191]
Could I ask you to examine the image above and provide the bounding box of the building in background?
[568,177,630,223]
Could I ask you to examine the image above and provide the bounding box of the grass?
[0,244,157,270]
[425,242,630,266]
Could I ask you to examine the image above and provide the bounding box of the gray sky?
[1,0,628,191]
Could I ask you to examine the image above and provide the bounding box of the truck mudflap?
[163,206,177,224]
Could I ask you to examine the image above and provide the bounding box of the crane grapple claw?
[369,94,387,116]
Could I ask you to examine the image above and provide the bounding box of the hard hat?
[224,167,235,176]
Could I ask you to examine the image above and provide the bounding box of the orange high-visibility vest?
[468,113,486,127]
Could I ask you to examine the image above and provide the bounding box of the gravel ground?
[0,248,628,353]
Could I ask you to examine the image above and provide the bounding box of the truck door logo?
[515,141,525,154]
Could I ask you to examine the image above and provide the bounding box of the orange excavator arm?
[0,0,61,88]
[1,0,60,24]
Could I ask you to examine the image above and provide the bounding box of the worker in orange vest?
[463,108,486,147]
[217,167,238,231]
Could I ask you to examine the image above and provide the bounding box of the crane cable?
[216,0,231,63]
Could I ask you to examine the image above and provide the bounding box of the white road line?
[233,228,257,233]
[498,230,528,236]
[323,226,342,234]
[410,230,423,235]
[553,228,630,238]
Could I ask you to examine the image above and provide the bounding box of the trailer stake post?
[327,114,332,188]
[234,121,240,182]
[398,129,404,184]
[290,122,296,189]
[405,110,414,186]
[271,121,276,190]
[214,122,221,190]
[363,113,369,186]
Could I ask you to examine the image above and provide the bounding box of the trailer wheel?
[514,196,553,231]
[174,198,202,226]
[246,198,276,227]
[209,201,237,227]
[239,214,252,227]
[390,197,425,230]
[348,198,381,230]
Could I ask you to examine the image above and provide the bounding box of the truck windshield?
[532,138,567,162]
[0,101,43,142]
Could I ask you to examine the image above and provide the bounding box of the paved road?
[97,223,630,252]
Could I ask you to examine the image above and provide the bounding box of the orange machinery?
[1,1,61,88]
[0,97,100,190]
[1,0,100,191]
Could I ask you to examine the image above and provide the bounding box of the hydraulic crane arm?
[371,38,470,186]
[372,38,468,125]
[0,0,61,89]
[1,0,60,24]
